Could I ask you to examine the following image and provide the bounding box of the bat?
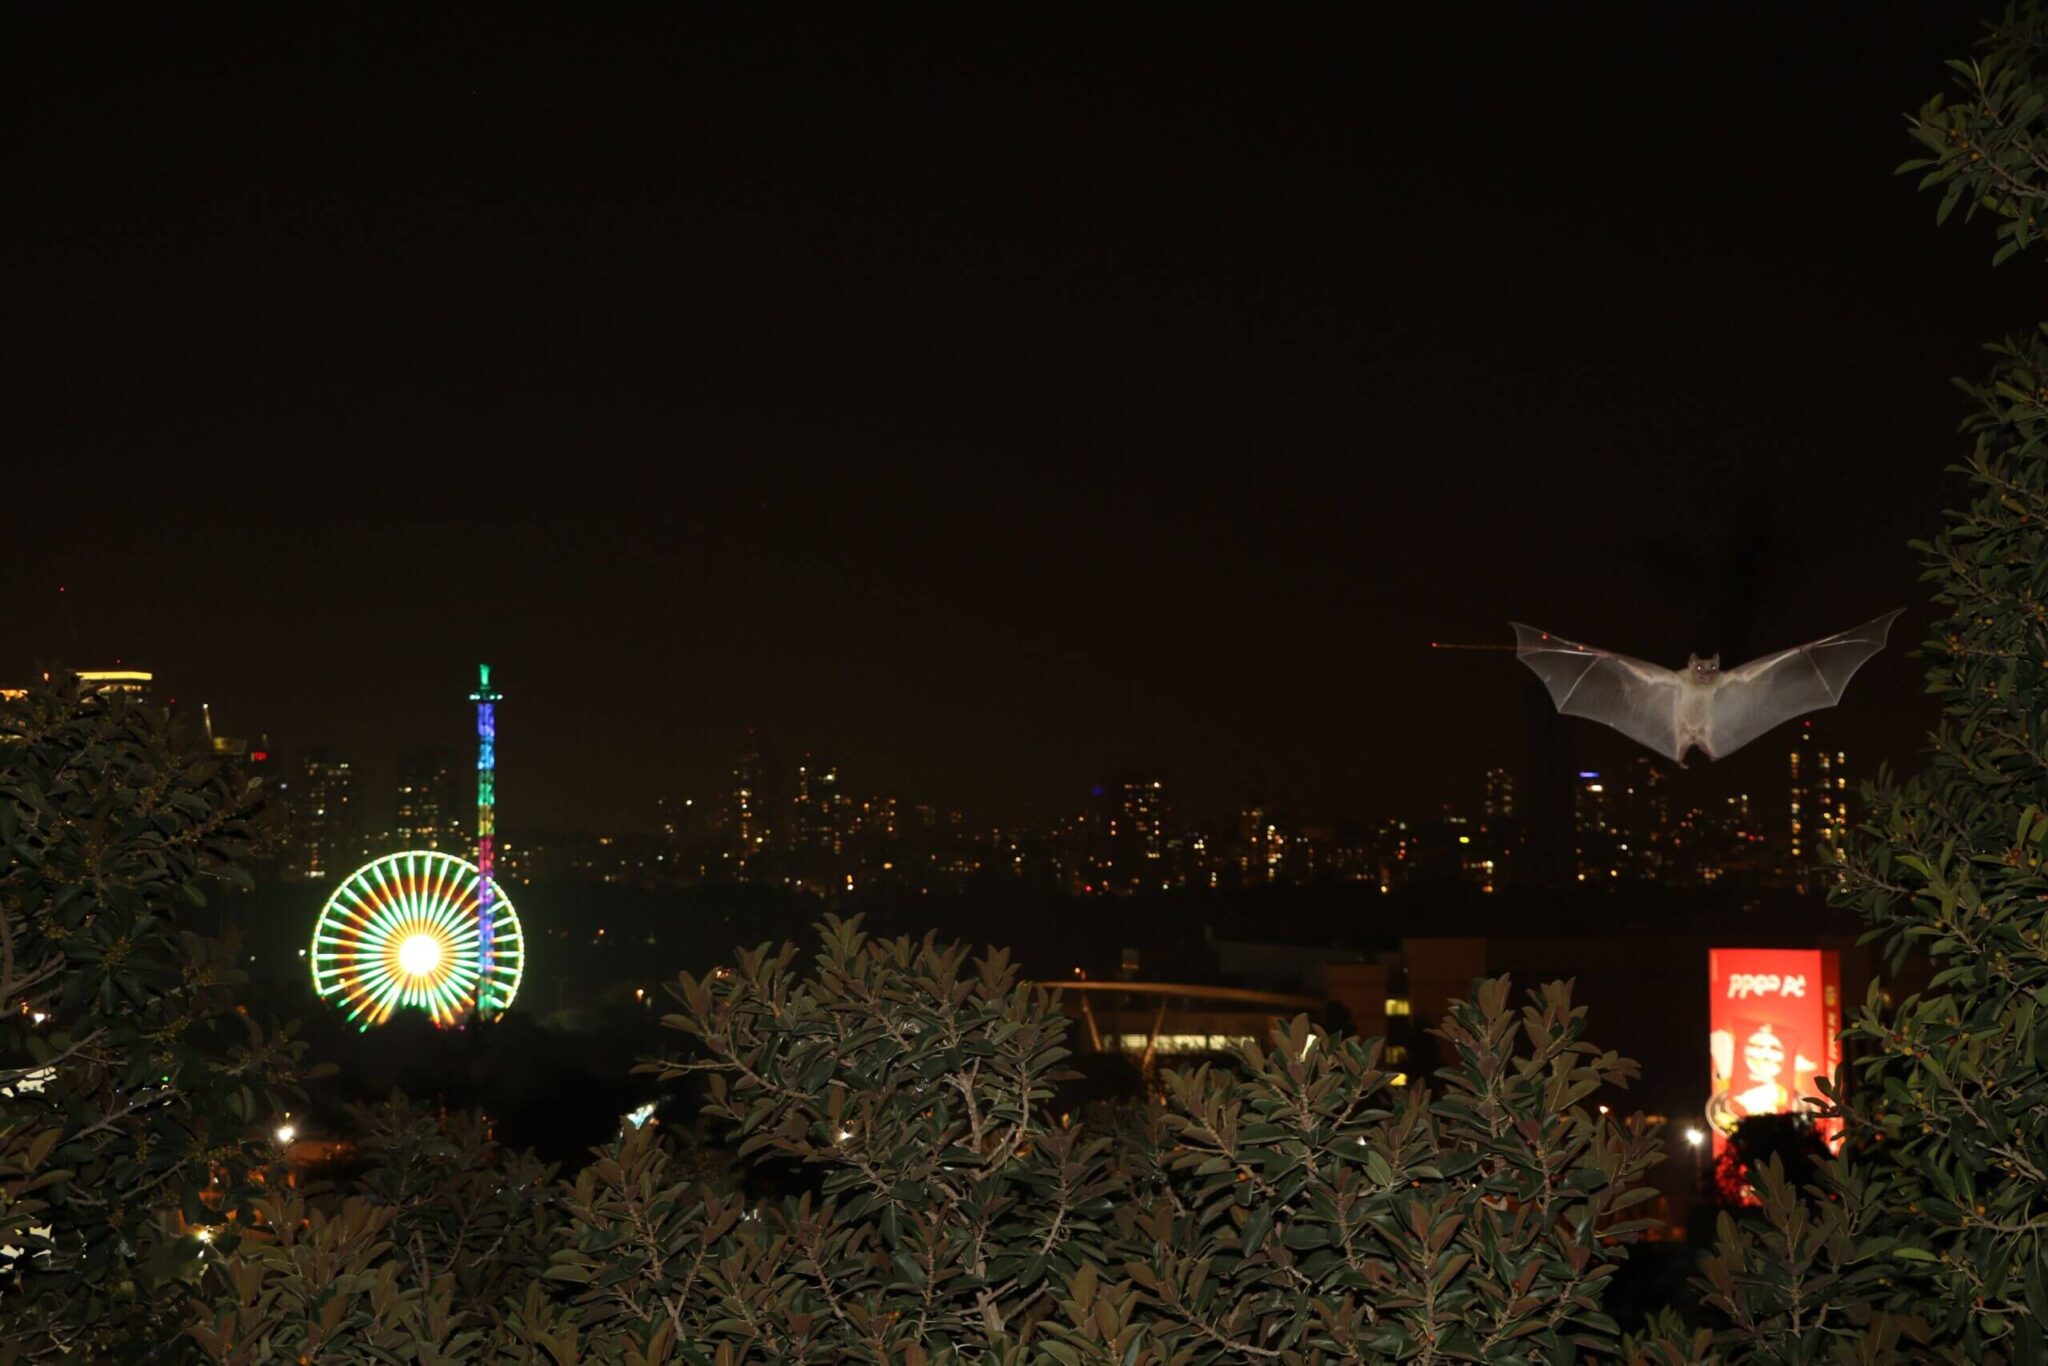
[1510,609,1904,763]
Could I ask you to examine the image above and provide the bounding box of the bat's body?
[1510,610,1903,763]
[1674,683,1717,759]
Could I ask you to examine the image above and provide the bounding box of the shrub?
[1684,7,2048,1360]
[526,916,1666,1362]
[0,675,308,1358]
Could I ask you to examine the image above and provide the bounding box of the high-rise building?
[791,753,846,856]
[850,793,900,841]
[1572,771,1620,883]
[654,795,710,880]
[395,745,469,851]
[1237,805,1286,885]
[1483,767,1515,822]
[1105,775,1170,890]
[1116,777,1168,859]
[721,728,778,872]
[1476,768,1520,889]
[1372,817,1413,892]
[1788,720,1849,872]
[1612,755,1670,882]
[294,748,357,882]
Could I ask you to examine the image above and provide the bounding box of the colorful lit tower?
[470,663,504,1014]
[308,663,523,1030]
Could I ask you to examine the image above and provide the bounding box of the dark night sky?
[3,4,2020,831]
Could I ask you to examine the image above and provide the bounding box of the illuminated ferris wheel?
[310,850,526,1030]
[310,664,520,1030]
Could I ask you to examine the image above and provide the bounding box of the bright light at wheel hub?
[398,934,442,977]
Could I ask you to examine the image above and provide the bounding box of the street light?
[1683,1126,1710,1211]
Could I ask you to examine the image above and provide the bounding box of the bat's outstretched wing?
[1701,609,1905,759]
[1511,624,1686,762]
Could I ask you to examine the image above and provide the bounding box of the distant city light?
[274,1122,297,1145]
[1684,1127,1706,1148]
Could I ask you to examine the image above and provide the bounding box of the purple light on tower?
[470,663,503,1014]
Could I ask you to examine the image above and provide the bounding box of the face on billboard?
[1706,947,1841,1149]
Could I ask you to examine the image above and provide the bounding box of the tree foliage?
[533,918,1664,1364]
[0,676,308,1359]
[1678,5,2048,1362]
[1906,2,2048,265]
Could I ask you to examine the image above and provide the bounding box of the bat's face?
[1688,653,1721,683]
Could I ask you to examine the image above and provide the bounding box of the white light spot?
[398,934,442,977]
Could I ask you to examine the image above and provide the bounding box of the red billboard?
[1707,947,1841,1155]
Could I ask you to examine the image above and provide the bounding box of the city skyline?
[219,671,1855,901]
[10,649,1890,842]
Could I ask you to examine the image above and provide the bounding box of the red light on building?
[1707,947,1841,1156]
[250,750,270,762]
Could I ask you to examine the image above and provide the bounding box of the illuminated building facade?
[725,728,772,866]
[852,792,900,840]
[1483,767,1514,821]
[1106,775,1170,891]
[1238,805,1286,885]
[1113,777,1168,860]
[1787,720,1849,876]
[791,753,846,856]
[293,747,357,883]
[394,745,468,850]
[654,795,709,879]
[2,667,155,704]
[77,668,154,701]
[1572,771,1620,882]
